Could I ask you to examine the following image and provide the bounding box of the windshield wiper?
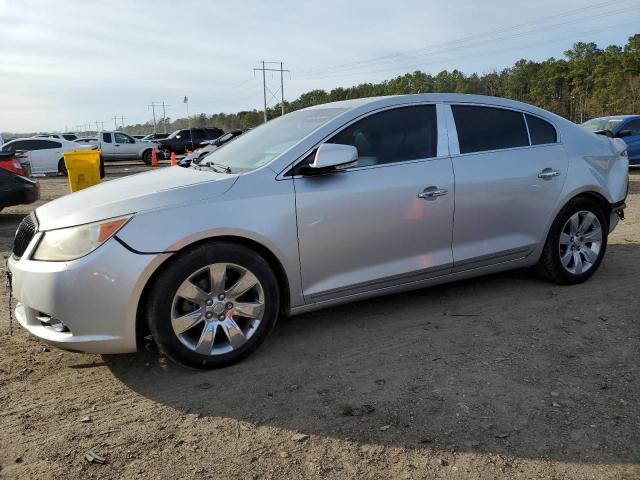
[200,162,232,174]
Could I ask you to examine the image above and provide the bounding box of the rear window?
[525,114,557,145]
[452,105,529,154]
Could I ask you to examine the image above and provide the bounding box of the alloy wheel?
[558,210,603,275]
[171,263,265,355]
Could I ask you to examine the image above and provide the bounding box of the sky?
[1,0,639,133]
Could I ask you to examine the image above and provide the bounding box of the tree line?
[122,34,639,135]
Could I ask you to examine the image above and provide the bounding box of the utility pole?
[112,115,125,130]
[280,62,285,116]
[161,102,168,133]
[148,102,164,133]
[95,121,104,132]
[253,61,290,123]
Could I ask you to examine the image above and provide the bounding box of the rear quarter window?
[525,114,557,145]
[452,105,529,154]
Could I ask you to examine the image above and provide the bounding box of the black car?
[142,133,170,141]
[178,129,245,168]
[0,150,39,211]
[156,127,224,158]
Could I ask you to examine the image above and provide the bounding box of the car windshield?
[167,130,182,139]
[581,118,623,132]
[199,108,346,172]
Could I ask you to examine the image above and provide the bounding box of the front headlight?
[32,215,132,261]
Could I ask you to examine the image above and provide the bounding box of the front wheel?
[536,197,608,285]
[142,149,152,165]
[146,242,280,368]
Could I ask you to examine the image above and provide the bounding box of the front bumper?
[8,236,168,354]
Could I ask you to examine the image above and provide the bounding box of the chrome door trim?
[291,255,533,316]
[307,263,452,303]
[451,245,535,272]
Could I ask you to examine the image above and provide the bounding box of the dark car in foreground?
[179,129,244,168]
[582,115,640,165]
[0,150,39,211]
[156,128,224,158]
[142,133,170,141]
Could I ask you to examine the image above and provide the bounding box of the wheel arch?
[134,235,291,349]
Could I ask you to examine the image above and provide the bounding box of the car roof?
[303,93,571,126]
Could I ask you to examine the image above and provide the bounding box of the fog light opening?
[37,313,70,333]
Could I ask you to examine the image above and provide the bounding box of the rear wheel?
[146,241,280,368]
[58,158,67,176]
[536,197,608,284]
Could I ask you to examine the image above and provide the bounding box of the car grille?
[13,214,37,258]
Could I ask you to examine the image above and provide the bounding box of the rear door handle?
[417,186,448,200]
[538,168,559,180]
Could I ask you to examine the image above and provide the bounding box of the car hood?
[36,167,238,231]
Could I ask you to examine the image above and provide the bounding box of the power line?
[297,9,640,81]
[298,16,640,83]
[296,0,638,78]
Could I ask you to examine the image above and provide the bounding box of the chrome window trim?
[277,102,447,179]
[446,102,562,157]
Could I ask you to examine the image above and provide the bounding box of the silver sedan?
[8,94,629,368]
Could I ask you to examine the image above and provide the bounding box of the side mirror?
[617,130,633,138]
[309,143,358,172]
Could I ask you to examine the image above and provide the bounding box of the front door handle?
[538,168,560,180]
[417,186,448,200]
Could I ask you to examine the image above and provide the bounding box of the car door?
[100,132,116,157]
[26,139,62,174]
[114,132,138,157]
[617,118,640,164]
[448,104,567,269]
[293,104,455,302]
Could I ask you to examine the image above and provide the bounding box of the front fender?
[116,173,304,309]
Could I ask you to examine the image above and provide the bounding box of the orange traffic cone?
[151,148,158,167]
[170,152,177,166]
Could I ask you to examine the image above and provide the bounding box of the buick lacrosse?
[8,94,628,368]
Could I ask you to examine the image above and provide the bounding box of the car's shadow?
[107,243,640,465]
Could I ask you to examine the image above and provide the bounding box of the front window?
[581,118,623,133]
[199,108,347,172]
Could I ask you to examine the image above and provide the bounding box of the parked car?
[74,137,98,144]
[0,149,39,211]
[179,129,244,167]
[581,115,640,165]
[1,137,99,175]
[95,131,160,164]
[156,127,224,158]
[7,94,628,369]
[37,133,79,142]
[142,133,170,141]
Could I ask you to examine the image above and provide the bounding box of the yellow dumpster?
[63,150,102,192]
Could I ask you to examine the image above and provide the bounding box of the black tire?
[58,158,68,176]
[536,197,608,285]
[142,149,152,165]
[146,241,280,369]
[160,147,171,160]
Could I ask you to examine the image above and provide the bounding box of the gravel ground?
[0,166,639,479]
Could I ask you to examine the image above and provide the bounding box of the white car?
[37,133,79,142]
[1,137,98,175]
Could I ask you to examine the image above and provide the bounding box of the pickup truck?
[96,131,160,164]
[155,127,224,158]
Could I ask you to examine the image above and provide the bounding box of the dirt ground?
[0,166,639,480]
